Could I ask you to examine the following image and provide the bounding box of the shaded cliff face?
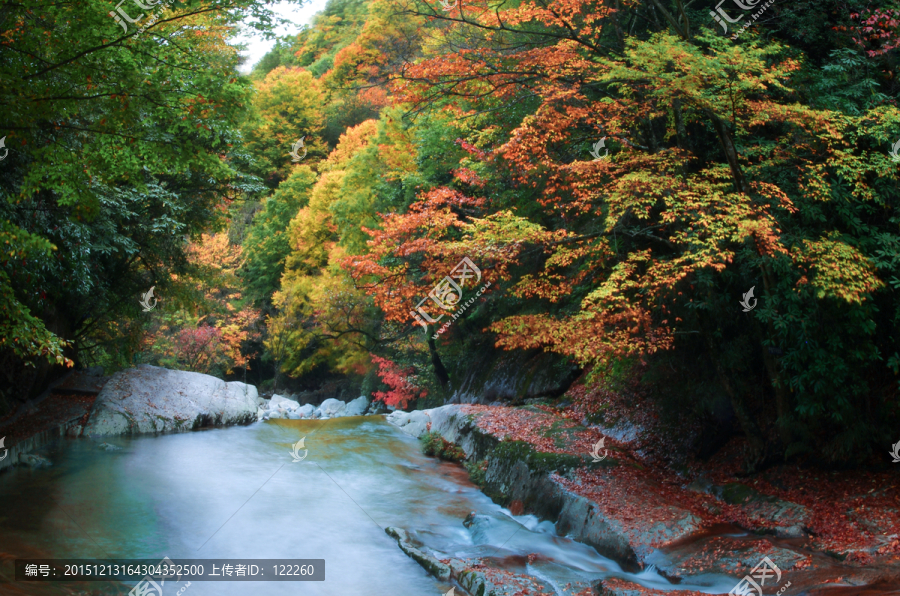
[447,348,581,405]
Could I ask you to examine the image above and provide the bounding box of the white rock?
[83,365,258,436]
[296,404,316,418]
[316,398,346,418]
[385,410,431,438]
[386,411,411,426]
[270,394,300,411]
[336,396,368,417]
[402,411,431,438]
[267,409,284,420]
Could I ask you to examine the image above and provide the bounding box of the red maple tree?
[370,355,428,408]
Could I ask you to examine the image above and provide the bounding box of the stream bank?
[4,364,900,595]
[0,414,737,596]
[387,405,900,595]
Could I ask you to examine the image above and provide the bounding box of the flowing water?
[0,417,738,595]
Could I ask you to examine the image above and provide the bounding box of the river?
[0,416,738,595]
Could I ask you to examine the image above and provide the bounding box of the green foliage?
[464,459,489,487]
[0,0,273,372]
[242,67,326,186]
[250,37,301,79]
[0,222,70,366]
[420,431,466,462]
[242,166,318,302]
[802,49,891,115]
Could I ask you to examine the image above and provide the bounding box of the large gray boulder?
[403,411,430,437]
[296,403,316,418]
[316,398,346,418]
[385,409,431,438]
[335,396,368,417]
[84,365,258,436]
[266,408,285,420]
[270,394,300,411]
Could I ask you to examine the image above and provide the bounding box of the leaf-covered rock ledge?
[390,403,900,592]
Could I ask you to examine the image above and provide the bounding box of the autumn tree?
[242,67,326,186]
[267,120,383,378]
[371,355,428,408]
[341,0,900,465]
[142,233,262,377]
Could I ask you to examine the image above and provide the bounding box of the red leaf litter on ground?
[601,578,707,595]
[460,380,900,565]
[470,564,553,596]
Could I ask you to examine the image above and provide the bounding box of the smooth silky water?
[0,417,736,595]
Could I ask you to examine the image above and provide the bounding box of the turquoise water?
[0,417,736,595]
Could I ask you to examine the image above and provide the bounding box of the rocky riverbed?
[256,393,373,420]
[384,404,900,595]
[4,366,900,595]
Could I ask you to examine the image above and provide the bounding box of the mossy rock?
[465,459,488,487]
[491,439,584,475]
[714,482,777,505]
[584,403,612,425]
[420,431,466,462]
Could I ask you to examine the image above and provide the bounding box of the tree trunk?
[754,263,793,449]
[427,330,450,389]
[613,0,625,46]
[647,0,688,39]
[673,98,687,150]
[699,315,767,470]
[703,108,751,195]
